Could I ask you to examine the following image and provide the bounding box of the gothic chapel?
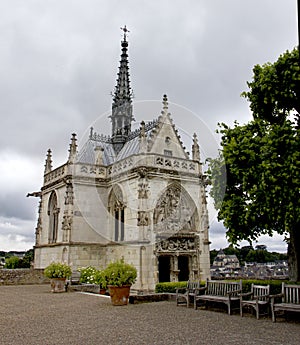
[32,28,211,292]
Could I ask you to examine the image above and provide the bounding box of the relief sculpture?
[153,185,196,234]
[155,237,196,252]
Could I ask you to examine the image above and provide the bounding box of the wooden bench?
[194,279,242,315]
[239,284,270,319]
[176,280,201,308]
[271,283,300,322]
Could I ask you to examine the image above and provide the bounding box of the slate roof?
[77,122,155,166]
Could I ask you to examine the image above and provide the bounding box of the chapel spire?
[110,26,134,154]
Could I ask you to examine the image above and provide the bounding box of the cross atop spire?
[120,25,130,41]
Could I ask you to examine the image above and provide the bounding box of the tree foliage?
[242,47,299,123]
[207,48,300,281]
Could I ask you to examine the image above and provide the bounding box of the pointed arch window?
[48,191,59,243]
[109,185,125,242]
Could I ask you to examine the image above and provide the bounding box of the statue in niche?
[138,178,149,199]
[137,211,149,226]
[64,183,74,205]
[137,168,150,199]
[62,214,72,242]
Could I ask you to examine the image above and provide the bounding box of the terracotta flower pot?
[50,278,67,293]
[99,288,106,295]
[108,285,131,305]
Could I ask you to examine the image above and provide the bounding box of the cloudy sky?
[0,0,297,253]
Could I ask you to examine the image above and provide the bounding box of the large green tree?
[207,48,300,281]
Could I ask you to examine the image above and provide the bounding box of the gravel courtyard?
[0,284,299,345]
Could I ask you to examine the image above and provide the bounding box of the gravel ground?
[0,285,299,345]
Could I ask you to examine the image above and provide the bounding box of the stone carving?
[81,165,88,173]
[62,213,72,242]
[137,211,149,226]
[64,183,74,205]
[138,169,149,199]
[153,185,196,234]
[155,237,196,252]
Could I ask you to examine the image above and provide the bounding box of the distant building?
[210,249,240,278]
[212,249,240,269]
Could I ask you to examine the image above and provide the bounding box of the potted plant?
[44,262,72,293]
[102,259,137,305]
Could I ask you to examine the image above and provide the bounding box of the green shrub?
[241,279,288,294]
[156,281,189,293]
[155,279,292,294]
[4,256,21,269]
[44,262,72,279]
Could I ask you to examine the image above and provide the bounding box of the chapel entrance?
[178,255,189,281]
[158,256,171,282]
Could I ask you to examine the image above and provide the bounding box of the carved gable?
[153,184,198,236]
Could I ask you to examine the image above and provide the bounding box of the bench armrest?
[195,287,206,292]
[194,287,206,295]
[227,289,242,296]
[270,293,284,304]
[270,293,284,299]
[239,291,253,298]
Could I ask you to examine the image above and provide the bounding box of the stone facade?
[31,28,211,292]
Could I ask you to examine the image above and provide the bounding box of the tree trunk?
[287,225,300,282]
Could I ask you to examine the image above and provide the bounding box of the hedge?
[155,279,294,294]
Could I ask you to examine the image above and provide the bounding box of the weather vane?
[121,25,130,40]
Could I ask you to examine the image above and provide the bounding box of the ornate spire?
[111,26,134,154]
[192,133,200,162]
[68,133,77,163]
[44,149,52,174]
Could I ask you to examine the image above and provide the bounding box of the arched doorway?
[158,256,171,282]
[178,256,189,281]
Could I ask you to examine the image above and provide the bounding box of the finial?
[44,149,52,174]
[192,133,200,162]
[68,133,77,163]
[89,127,94,139]
[120,25,130,40]
[162,94,168,113]
[140,121,146,138]
[139,121,147,153]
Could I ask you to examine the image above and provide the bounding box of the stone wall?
[0,268,49,285]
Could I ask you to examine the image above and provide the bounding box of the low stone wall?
[0,268,49,285]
